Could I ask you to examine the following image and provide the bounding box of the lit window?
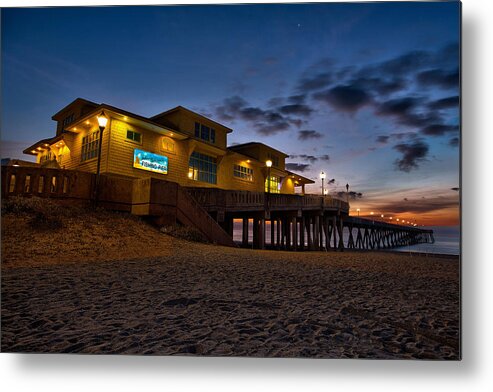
[81,130,100,162]
[233,164,253,182]
[126,130,141,143]
[189,151,217,184]
[265,176,281,193]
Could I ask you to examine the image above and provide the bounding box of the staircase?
[130,177,237,247]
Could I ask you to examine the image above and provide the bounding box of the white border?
[1,1,492,391]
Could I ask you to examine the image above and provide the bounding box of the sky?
[1,2,460,226]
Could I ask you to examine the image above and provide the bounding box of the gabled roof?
[151,105,233,133]
[228,142,289,158]
[51,98,99,119]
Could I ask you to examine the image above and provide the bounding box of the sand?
[1,202,460,359]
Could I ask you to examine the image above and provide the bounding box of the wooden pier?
[2,165,434,251]
[187,188,434,251]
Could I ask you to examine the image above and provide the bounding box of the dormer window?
[194,122,216,144]
[62,114,75,128]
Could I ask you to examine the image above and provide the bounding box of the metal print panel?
[1,1,460,360]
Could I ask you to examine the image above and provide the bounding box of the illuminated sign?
[133,149,168,174]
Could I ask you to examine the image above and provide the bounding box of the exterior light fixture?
[97,111,108,129]
[320,171,326,196]
[94,111,108,206]
[370,211,374,215]
[356,208,360,216]
[266,160,272,195]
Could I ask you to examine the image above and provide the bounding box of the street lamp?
[266,160,272,194]
[94,111,108,205]
[356,208,360,217]
[320,171,326,196]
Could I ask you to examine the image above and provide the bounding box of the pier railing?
[186,187,349,213]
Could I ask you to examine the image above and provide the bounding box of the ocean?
[232,221,460,256]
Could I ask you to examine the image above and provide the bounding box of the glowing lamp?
[97,111,108,129]
[266,160,272,168]
[320,171,326,180]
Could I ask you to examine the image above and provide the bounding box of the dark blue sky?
[1,2,460,225]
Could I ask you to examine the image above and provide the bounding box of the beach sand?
[1,203,460,359]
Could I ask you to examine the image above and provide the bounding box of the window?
[38,176,45,193]
[234,164,253,182]
[267,153,280,168]
[265,176,281,194]
[81,130,100,162]
[62,114,75,128]
[24,175,31,193]
[40,151,56,164]
[194,122,216,144]
[126,130,141,143]
[188,151,217,184]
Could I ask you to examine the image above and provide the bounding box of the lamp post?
[266,160,272,194]
[94,111,108,206]
[345,183,349,204]
[320,171,326,196]
[356,208,360,217]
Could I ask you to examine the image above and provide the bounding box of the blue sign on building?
[133,149,168,174]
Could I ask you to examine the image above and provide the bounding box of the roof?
[151,106,233,133]
[23,134,66,155]
[51,98,99,119]
[228,142,289,158]
[285,170,315,184]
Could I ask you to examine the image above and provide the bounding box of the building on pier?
[22,98,313,194]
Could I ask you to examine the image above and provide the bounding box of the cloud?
[298,130,322,140]
[215,95,307,136]
[287,94,307,104]
[297,72,333,92]
[378,50,433,76]
[278,104,313,117]
[289,153,330,163]
[428,95,460,110]
[416,68,459,89]
[349,76,405,96]
[377,195,459,214]
[376,97,422,117]
[393,139,429,172]
[376,135,390,144]
[313,84,371,112]
[421,124,459,136]
[285,163,311,172]
[449,137,459,147]
[336,191,363,199]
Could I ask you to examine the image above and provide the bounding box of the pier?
[2,165,434,251]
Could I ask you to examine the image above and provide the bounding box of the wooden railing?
[186,187,349,213]
[1,166,94,200]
